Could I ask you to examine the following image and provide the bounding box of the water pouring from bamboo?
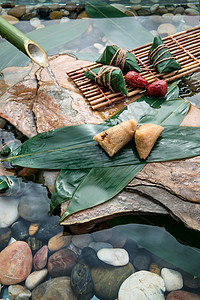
[0,16,49,68]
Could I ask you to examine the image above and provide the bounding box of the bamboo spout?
[0,16,49,68]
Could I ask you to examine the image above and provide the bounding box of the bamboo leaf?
[86,1,127,18]
[59,165,144,222]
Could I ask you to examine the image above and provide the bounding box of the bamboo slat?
[67,26,200,110]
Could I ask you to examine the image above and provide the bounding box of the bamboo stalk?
[0,16,49,68]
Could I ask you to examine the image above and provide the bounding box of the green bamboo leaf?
[0,20,89,71]
[50,169,90,214]
[86,1,127,18]
[116,224,200,277]
[59,165,144,222]
[0,176,9,191]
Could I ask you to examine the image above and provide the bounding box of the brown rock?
[29,223,40,236]
[48,232,71,252]
[1,15,19,24]
[49,11,63,20]
[166,290,200,299]
[48,249,77,277]
[7,5,26,18]
[149,263,161,275]
[0,241,32,285]
[33,245,48,270]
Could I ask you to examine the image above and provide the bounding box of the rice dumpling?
[94,119,137,157]
[149,36,182,73]
[96,45,141,73]
[85,65,128,96]
[135,123,164,159]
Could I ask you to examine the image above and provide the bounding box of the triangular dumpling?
[135,123,164,160]
[94,119,137,157]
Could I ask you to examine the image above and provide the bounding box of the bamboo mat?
[67,26,200,110]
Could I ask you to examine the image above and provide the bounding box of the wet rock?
[97,248,129,266]
[50,11,62,19]
[11,220,29,241]
[185,8,199,15]
[0,196,19,227]
[8,285,31,300]
[150,4,160,13]
[36,6,51,18]
[71,262,94,299]
[161,268,183,291]
[7,5,26,18]
[118,270,165,300]
[123,239,139,262]
[67,242,81,257]
[29,223,39,236]
[25,269,48,290]
[181,270,200,289]
[77,11,90,19]
[48,232,71,252]
[92,229,112,242]
[1,3,15,8]
[36,216,62,242]
[0,227,11,251]
[1,14,19,25]
[48,249,77,277]
[15,289,31,299]
[72,234,93,249]
[92,242,113,252]
[137,8,150,16]
[149,263,161,275]
[91,262,134,299]
[65,3,77,12]
[32,277,77,300]
[0,241,32,285]
[107,229,126,248]
[157,23,177,35]
[21,12,37,21]
[130,4,142,11]
[149,14,163,24]
[157,7,168,14]
[34,245,48,270]
[80,247,101,267]
[68,11,78,19]
[133,248,152,270]
[166,290,200,299]
[173,6,185,14]
[172,14,182,23]
[69,223,95,235]
[165,4,175,12]
[30,17,41,28]
[18,185,50,223]
[76,4,85,13]
[26,237,43,253]
[162,13,174,22]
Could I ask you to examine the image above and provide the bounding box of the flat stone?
[161,268,183,291]
[25,269,48,290]
[11,220,29,241]
[118,270,165,300]
[130,4,142,11]
[50,11,63,19]
[185,8,199,15]
[166,290,200,299]
[0,241,32,285]
[48,232,71,252]
[8,285,25,300]
[149,15,163,23]
[0,227,11,251]
[72,234,93,249]
[48,249,77,277]
[157,23,177,35]
[32,277,77,300]
[7,5,26,18]
[107,228,126,247]
[150,4,160,13]
[173,6,185,14]
[92,229,112,242]
[36,216,62,242]
[33,245,48,270]
[14,289,31,299]
[97,248,129,266]
[1,14,19,24]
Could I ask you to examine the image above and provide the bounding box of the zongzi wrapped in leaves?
[135,123,164,159]
[149,36,182,73]
[96,45,141,73]
[94,119,137,157]
[85,65,128,96]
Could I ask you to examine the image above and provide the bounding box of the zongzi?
[149,36,182,73]
[135,123,164,159]
[85,65,128,96]
[94,119,137,157]
[96,45,141,73]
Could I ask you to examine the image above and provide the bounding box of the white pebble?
[161,268,183,291]
[30,18,41,28]
[25,269,48,290]
[0,197,19,227]
[97,248,129,266]
[93,43,104,51]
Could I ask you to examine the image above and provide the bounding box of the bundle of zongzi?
[135,123,164,159]
[96,45,141,73]
[149,36,182,73]
[85,65,128,96]
[93,119,137,157]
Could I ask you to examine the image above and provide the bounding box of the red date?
[146,80,168,97]
[125,71,148,89]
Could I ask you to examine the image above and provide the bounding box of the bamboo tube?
[0,16,49,67]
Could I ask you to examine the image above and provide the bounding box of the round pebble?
[72,234,93,249]
[7,5,26,18]
[80,247,101,267]
[92,229,112,242]
[0,227,11,251]
[33,245,48,270]
[185,8,199,15]
[133,248,151,270]
[48,232,71,252]
[123,239,139,262]
[0,196,19,227]
[166,290,200,300]
[30,17,41,28]
[161,268,183,291]
[97,248,129,267]
[11,220,29,241]
[92,242,113,252]
[25,269,48,290]
[150,4,160,13]
[157,23,177,35]
[29,223,39,236]
[50,11,63,19]
[8,285,31,300]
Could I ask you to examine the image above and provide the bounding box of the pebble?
[133,248,151,270]
[123,239,139,262]
[149,263,161,275]
[91,262,134,299]
[25,269,48,290]
[36,216,62,241]
[36,5,51,18]
[69,223,95,235]
[30,17,42,28]
[67,242,81,257]
[172,14,182,23]
[130,0,141,4]
[92,242,113,252]
[92,229,112,242]
[29,223,39,236]
[97,248,129,267]
[149,15,163,24]
[0,241,32,285]
[8,237,17,245]
[181,270,200,288]
[48,232,71,252]
[118,270,165,300]
[130,4,142,11]
[70,262,94,299]
[72,234,93,249]
[166,290,200,299]
[157,23,177,35]
[50,11,63,19]
[65,3,77,12]
[0,227,11,251]
[80,247,101,267]
[107,229,126,248]
[7,5,26,18]
[48,248,77,277]
[1,3,15,8]
[77,11,90,19]
[26,237,43,253]
[161,268,183,291]
[157,7,168,14]
[0,196,19,227]
[33,245,48,270]
[187,3,198,10]
[150,4,160,13]
[14,289,31,299]
[32,277,77,300]
[173,6,185,14]
[8,285,31,300]
[162,13,174,22]
[185,8,199,15]
[11,220,29,241]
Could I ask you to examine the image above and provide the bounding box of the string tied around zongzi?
[149,43,174,68]
[86,66,119,92]
[109,47,127,70]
